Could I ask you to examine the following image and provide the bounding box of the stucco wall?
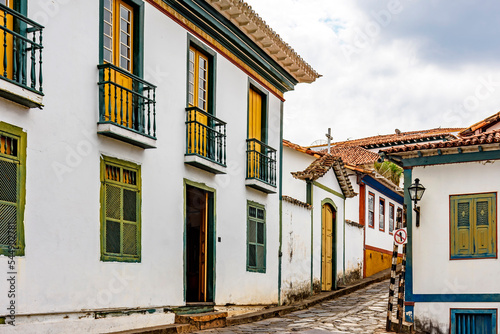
[280,201,312,304]
[0,0,285,331]
[410,161,500,329]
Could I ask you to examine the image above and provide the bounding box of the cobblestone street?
[195,279,394,334]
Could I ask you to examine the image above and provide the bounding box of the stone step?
[109,323,196,334]
[175,311,228,330]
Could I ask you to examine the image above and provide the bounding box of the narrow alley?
[195,279,395,334]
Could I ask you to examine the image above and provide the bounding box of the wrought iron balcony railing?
[246,138,276,187]
[98,63,156,139]
[0,3,43,95]
[185,107,226,167]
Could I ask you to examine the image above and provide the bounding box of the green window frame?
[100,156,141,262]
[450,193,497,260]
[0,122,26,257]
[247,201,266,273]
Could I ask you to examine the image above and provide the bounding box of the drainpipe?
[306,181,313,294]
[278,102,284,306]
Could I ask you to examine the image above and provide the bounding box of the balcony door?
[188,46,210,157]
[103,0,134,128]
[248,87,265,179]
[0,0,14,79]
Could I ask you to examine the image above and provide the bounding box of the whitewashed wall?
[344,222,364,282]
[364,184,402,252]
[0,0,284,332]
[280,201,312,304]
[411,161,500,330]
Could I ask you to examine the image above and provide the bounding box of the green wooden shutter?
[247,202,266,273]
[101,157,141,262]
[451,193,496,259]
[0,159,17,247]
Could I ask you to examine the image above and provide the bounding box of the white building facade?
[0,0,318,332]
[382,129,500,333]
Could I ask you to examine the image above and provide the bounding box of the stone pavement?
[194,279,394,334]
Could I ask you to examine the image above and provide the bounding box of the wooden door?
[186,186,208,302]
[321,204,334,291]
[198,192,208,301]
[0,0,14,79]
[103,0,134,128]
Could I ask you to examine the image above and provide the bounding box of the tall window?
[379,198,385,232]
[101,156,141,262]
[186,43,216,159]
[0,122,26,256]
[396,207,403,229]
[103,0,133,71]
[450,193,496,259]
[100,0,147,133]
[247,202,266,273]
[188,46,209,112]
[389,203,395,234]
[368,192,375,228]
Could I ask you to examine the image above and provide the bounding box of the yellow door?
[103,0,134,128]
[0,0,14,80]
[248,88,262,178]
[188,47,209,157]
[321,204,334,291]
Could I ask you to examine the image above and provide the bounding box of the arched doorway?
[321,202,336,291]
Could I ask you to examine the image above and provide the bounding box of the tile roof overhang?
[206,0,321,84]
[379,129,500,166]
[291,154,356,198]
[310,128,464,150]
[459,111,500,137]
[283,139,323,157]
[321,145,380,166]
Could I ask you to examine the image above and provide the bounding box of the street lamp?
[408,178,425,227]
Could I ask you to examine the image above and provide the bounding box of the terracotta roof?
[313,128,464,149]
[282,196,312,210]
[206,0,320,84]
[459,112,500,137]
[381,129,500,154]
[283,139,322,157]
[321,145,380,166]
[291,154,356,198]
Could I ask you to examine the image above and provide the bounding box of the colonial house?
[281,140,356,304]
[380,114,500,333]
[0,0,319,332]
[304,128,465,279]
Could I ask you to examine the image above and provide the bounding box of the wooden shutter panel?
[454,199,472,256]
[0,159,17,246]
[474,198,494,256]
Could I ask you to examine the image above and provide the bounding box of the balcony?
[246,139,277,193]
[97,64,156,149]
[0,4,43,108]
[184,107,226,174]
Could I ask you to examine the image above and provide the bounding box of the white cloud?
[245,0,500,146]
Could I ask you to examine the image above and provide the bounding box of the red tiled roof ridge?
[459,111,500,137]
[318,145,380,166]
[381,128,500,154]
[326,127,464,147]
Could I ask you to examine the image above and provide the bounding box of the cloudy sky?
[245,0,500,146]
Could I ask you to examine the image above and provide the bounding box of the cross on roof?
[326,128,333,152]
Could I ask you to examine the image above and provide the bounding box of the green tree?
[373,161,403,185]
